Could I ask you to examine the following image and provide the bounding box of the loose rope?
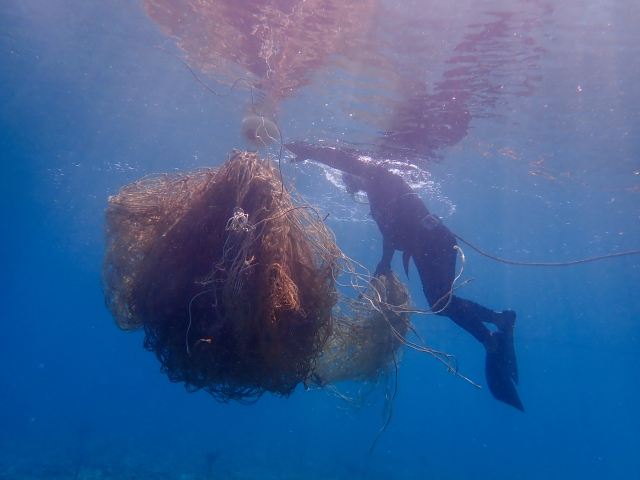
[452,232,640,267]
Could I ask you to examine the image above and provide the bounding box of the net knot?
[226,207,254,233]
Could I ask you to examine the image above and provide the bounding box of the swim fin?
[485,328,524,412]
[500,309,518,385]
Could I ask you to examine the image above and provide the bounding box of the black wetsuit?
[287,143,523,411]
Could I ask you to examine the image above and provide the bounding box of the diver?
[286,142,523,412]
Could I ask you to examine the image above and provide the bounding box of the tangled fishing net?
[310,272,410,387]
[103,151,411,403]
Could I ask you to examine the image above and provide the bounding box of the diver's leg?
[412,224,523,411]
[442,297,501,345]
[411,224,496,346]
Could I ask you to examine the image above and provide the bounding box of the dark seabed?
[1,0,639,478]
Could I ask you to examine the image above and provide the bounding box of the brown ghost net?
[103,151,417,403]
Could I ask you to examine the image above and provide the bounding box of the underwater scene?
[1,0,639,478]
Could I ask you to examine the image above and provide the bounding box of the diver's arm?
[373,235,396,276]
[286,142,371,177]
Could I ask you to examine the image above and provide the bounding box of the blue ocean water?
[1,0,639,479]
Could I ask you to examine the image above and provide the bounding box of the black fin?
[402,251,411,278]
[500,310,518,384]
[485,331,524,412]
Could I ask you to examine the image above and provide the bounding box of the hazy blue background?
[1,0,639,478]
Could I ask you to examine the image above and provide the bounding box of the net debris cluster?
[310,272,410,387]
[103,151,411,402]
